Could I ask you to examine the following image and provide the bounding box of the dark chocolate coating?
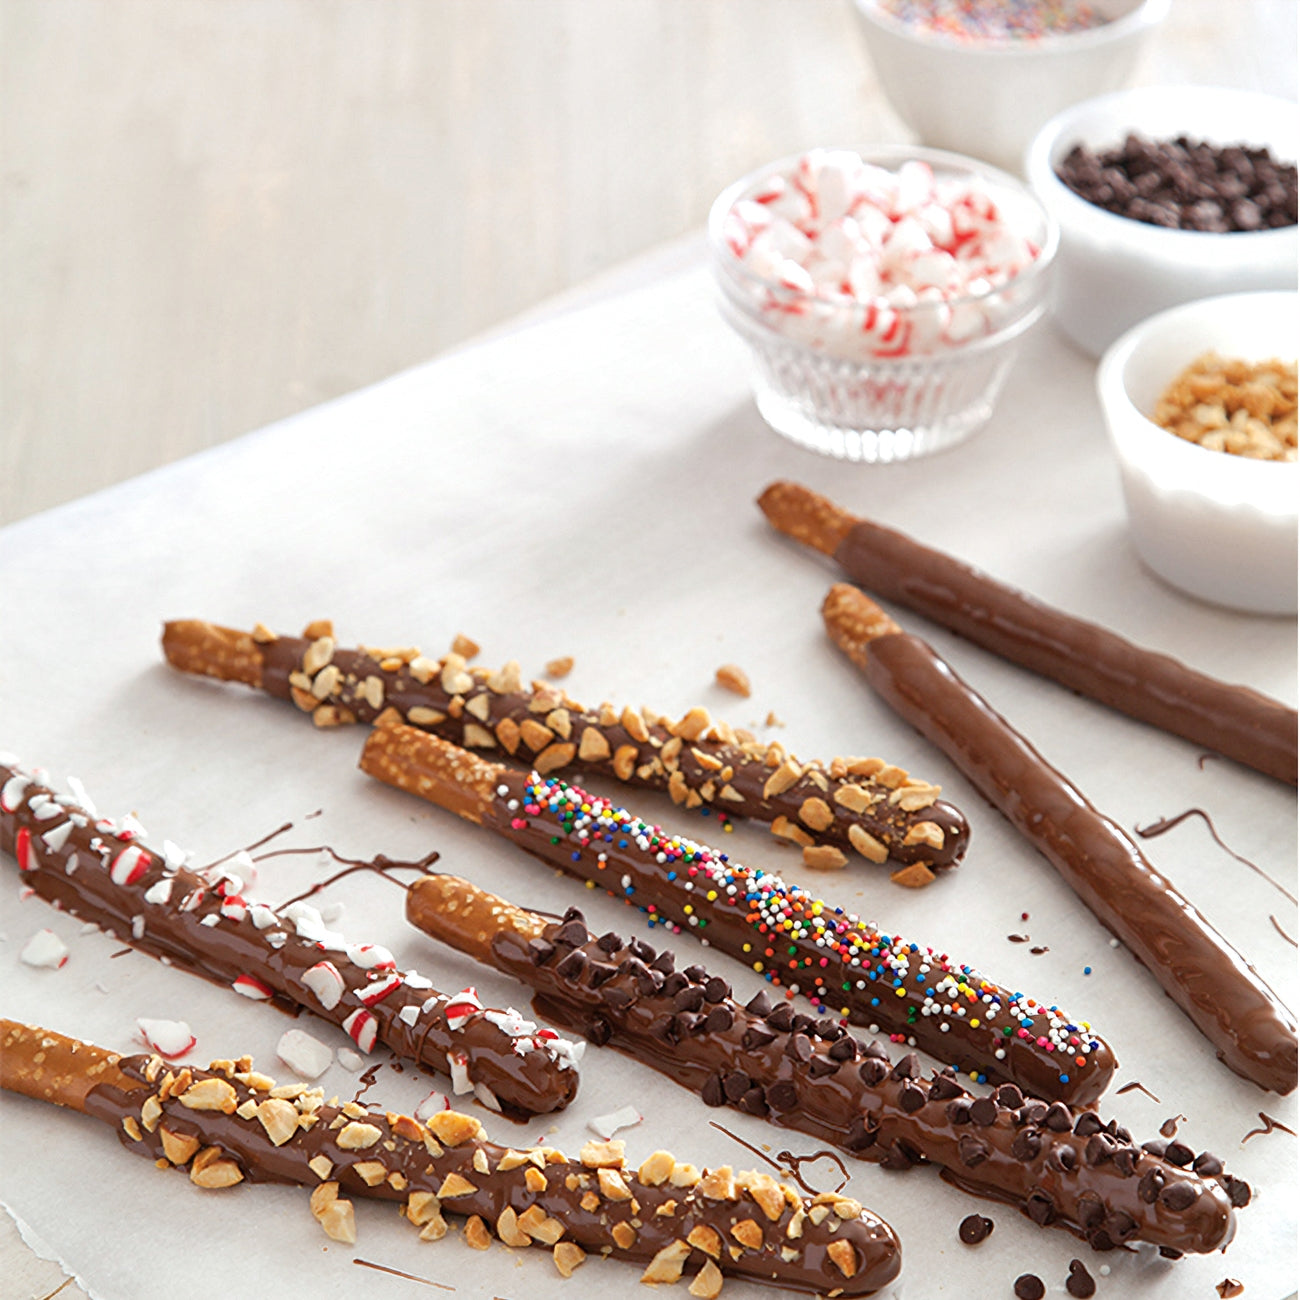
[73,1053,902,1296]
[859,634,1298,1096]
[0,761,579,1116]
[472,767,1116,1105]
[833,522,1297,785]
[422,904,1237,1256]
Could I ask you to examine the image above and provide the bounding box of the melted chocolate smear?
[708,1121,849,1195]
[1270,914,1298,948]
[1116,1080,1162,1104]
[1159,1114,1186,1139]
[109,947,134,959]
[1007,934,1030,943]
[1030,946,1050,956]
[352,1258,454,1290]
[353,1063,384,1103]
[35,1279,73,1300]
[1196,753,1221,770]
[1241,1111,1297,1144]
[1136,808,1297,905]
[195,820,296,874]
[267,847,440,911]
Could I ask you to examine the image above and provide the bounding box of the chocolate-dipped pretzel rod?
[359,723,1117,1105]
[758,481,1297,785]
[0,756,581,1117]
[1,1020,901,1296]
[161,617,969,875]
[407,877,1244,1257]
[821,585,1298,1096]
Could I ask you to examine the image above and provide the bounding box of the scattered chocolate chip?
[1140,1139,1167,1158]
[634,968,662,997]
[587,962,618,988]
[1017,1101,1048,1127]
[813,1017,844,1040]
[1215,1279,1245,1298]
[1084,1133,1115,1166]
[745,989,772,1017]
[790,1013,815,1036]
[661,972,689,998]
[1030,945,1050,955]
[1075,1192,1105,1229]
[1025,1191,1055,1226]
[560,906,585,925]
[1111,1146,1138,1176]
[1048,1141,1077,1172]
[862,1040,890,1061]
[880,1139,920,1170]
[969,1095,999,1127]
[1014,1273,1046,1300]
[1158,1245,1183,1259]
[700,1074,725,1107]
[1164,1140,1194,1167]
[703,976,730,1003]
[958,1213,993,1245]
[627,937,654,963]
[899,1084,927,1112]
[1065,1258,1096,1298]
[1223,1175,1252,1208]
[1159,1181,1197,1211]
[1193,1151,1223,1177]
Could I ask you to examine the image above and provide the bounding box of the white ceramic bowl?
[1027,86,1299,358]
[849,0,1168,174]
[1097,291,1297,615]
[708,146,1057,463]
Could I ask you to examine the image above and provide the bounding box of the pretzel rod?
[359,723,1117,1105]
[821,585,1298,1096]
[0,1019,901,1295]
[758,481,1297,785]
[406,877,1244,1257]
[0,756,581,1117]
[161,618,969,875]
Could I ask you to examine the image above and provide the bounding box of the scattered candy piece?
[415,1090,451,1122]
[587,1105,643,1139]
[303,960,345,1011]
[136,1017,196,1059]
[19,928,68,969]
[276,1028,335,1079]
[336,1047,365,1072]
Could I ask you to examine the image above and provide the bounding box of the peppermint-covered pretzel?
[161,617,969,877]
[0,756,581,1117]
[820,584,1298,1096]
[758,480,1297,785]
[407,876,1246,1257]
[0,1019,902,1296]
[358,723,1117,1106]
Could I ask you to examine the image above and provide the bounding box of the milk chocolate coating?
[405,894,1237,1257]
[857,634,1298,1096]
[161,619,969,869]
[831,519,1296,785]
[0,761,580,1116]
[1,1023,901,1297]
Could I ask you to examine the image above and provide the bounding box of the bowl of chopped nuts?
[1026,85,1298,356]
[1097,290,1297,614]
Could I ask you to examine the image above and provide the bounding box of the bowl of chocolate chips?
[1026,85,1297,355]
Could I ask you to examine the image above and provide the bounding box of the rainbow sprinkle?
[503,773,1101,1082]
[878,0,1106,40]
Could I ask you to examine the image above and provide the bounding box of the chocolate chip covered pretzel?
[406,876,1244,1257]
[161,618,969,875]
[0,1019,902,1295]
[358,722,1117,1106]
[0,756,581,1117]
[820,585,1298,1096]
[758,480,1297,785]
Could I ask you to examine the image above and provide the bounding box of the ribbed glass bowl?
[708,146,1058,463]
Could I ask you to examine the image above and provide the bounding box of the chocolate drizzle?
[1116,1081,1162,1103]
[0,759,581,1118]
[409,891,1242,1256]
[1240,1112,1297,1144]
[855,632,1298,1097]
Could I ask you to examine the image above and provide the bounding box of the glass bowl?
[708,145,1058,463]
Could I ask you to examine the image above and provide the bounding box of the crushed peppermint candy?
[19,927,69,969]
[302,960,345,1010]
[444,987,485,1030]
[137,1017,196,1058]
[343,1007,378,1054]
[415,1089,450,1121]
[276,1027,334,1079]
[587,1105,643,1139]
[336,1047,366,1072]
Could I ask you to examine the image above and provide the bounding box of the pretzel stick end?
[407,875,548,965]
[757,481,858,556]
[822,584,902,667]
[162,619,265,687]
[360,723,502,824]
[1,1019,140,1112]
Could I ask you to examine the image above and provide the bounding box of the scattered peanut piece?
[890,862,937,889]
[765,711,784,727]
[451,634,480,659]
[715,664,752,698]
[545,655,575,679]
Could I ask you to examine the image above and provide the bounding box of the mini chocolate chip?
[703,976,730,1003]
[946,1098,972,1126]
[958,1213,993,1245]
[1112,1146,1138,1177]
[745,989,772,1017]
[1075,1192,1105,1229]
[1159,1182,1197,1211]
[1048,1142,1077,1172]
[739,1085,767,1116]
[891,1052,920,1080]
[929,1074,964,1101]
[661,972,689,998]
[880,1139,920,1170]
[844,1115,877,1151]
[766,1080,799,1111]
[808,1054,840,1079]
[673,984,705,1013]
[701,1074,725,1107]
[1018,1101,1048,1127]
[1073,1111,1103,1138]
[528,938,556,965]
[587,962,618,987]
[1025,1191,1055,1226]
[1223,1175,1252,1208]
[585,1017,612,1046]
[723,1070,751,1102]
[994,1083,1023,1110]
[555,919,588,947]
[683,964,707,982]
[1193,1152,1223,1177]
[596,931,622,953]
[1159,1246,1184,1259]
[1044,1102,1071,1132]
[1110,1122,1132,1143]
[1066,1258,1096,1298]
[785,1032,813,1064]
[703,1005,733,1035]
[859,1057,889,1087]
[1103,1209,1137,1242]
[647,1013,677,1041]
[957,1134,989,1167]
[1011,1129,1041,1162]
[620,956,650,982]
[555,948,587,979]
[1164,1141,1194,1167]
[649,948,675,973]
[742,1025,776,1051]
[674,1011,703,1036]
[627,938,655,963]
[1086,1226,1117,1252]
[1137,1168,1164,1204]
[829,1036,858,1062]
[560,906,585,925]
[899,1084,926,1113]
[765,1004,794,1032]
[1014,1272,1046,1300]
[790,1013,815,1036]
[1084,1134,1115,1166]
[1141,1139,1167,1158]
[969,1096,999,1127]
[635,969,662,997]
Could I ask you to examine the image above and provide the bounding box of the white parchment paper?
[0,255,1294,1300]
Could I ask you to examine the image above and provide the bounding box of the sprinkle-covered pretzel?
[161,618,970,877]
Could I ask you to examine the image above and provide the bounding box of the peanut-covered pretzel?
[0,756,581,1117]
[358,723,1117,1106]
[0,1019,903,1296]
[161,618,969,876]
[406,876,1245,1257]
[758,480,1297,785]
[821,585,1298,1096]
